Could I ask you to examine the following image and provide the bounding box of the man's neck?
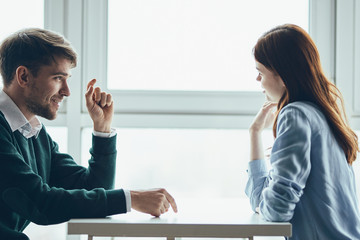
[2,87,36,122]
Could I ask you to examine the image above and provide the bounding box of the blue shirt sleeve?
[246,107,313,222]
[245,159,269,212]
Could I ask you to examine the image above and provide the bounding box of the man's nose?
[60,81,70,96]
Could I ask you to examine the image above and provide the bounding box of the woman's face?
[255,61,286,102]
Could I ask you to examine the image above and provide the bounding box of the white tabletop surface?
[68,198,291,238]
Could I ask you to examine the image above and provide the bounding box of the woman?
[245,24,360,239]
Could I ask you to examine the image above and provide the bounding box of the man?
[0,28,177,240]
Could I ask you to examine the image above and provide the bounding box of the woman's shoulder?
[280,101,322,117]
[279,101,327,128]
[282,101,318,111]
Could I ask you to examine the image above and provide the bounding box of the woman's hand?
[249,101,277,161]
[250,101,277,133]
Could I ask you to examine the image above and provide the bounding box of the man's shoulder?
[0,111,5,120]
[0,111,17,150]
[0,111,12,132]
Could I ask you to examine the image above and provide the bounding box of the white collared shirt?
[0,90,131,212]
[0,90,42,138]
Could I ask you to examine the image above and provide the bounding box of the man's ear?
[15,66,32,88]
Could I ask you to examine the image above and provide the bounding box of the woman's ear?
[15,66,31,88]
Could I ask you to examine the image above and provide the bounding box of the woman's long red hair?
[254,24,359,165]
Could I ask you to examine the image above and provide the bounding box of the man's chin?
[46,115,57,120]
[26,101,58,120]
[46,113,57,120]
[37,111,57,120]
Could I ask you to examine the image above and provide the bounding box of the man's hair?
[0,28,77,87]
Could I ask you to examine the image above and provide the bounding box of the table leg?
[248,237,254,240]
[167,237,175,240]
[88,235,93,240]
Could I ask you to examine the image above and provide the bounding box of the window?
[78,0,339,202]
[79,0,311,202]
[83,0,316,119]
[81,0,304,208]
[22,1,360,240]
[82,127,274,199]
[4,0,360,240]
[0,0,43,43]
[107,0,308,92]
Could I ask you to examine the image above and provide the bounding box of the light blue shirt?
[246,101,360,240]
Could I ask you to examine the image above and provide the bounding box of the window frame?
[79,0,336,129]
[336,0,360,129]
[40,1,360,239]
[43,0,348,160]
[43,0,84,161]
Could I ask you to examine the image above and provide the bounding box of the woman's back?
[269,101,360,239]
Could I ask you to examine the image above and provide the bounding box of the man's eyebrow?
[52,72,72,77]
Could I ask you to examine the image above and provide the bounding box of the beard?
[25,98,57,120]
[24,83,58,120]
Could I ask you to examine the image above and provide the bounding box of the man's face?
[24,56,72,120]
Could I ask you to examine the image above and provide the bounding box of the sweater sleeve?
[0,123,127,226]
[48,132,117,190]
[246,106,312,222]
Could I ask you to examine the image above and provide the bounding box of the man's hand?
[85,79,113,133]
[130,188,178,217]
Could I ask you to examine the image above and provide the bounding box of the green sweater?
[0,112,126,239]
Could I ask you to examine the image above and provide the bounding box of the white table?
[67,198,291,240]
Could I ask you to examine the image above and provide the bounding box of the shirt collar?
[0,90,42,138]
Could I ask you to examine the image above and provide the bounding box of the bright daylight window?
[103,0,310,200]
[108,0,309,91]
[81,128,275,199]
[0,1,43,43]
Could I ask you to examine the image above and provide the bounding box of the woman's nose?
[256,74,261,82]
